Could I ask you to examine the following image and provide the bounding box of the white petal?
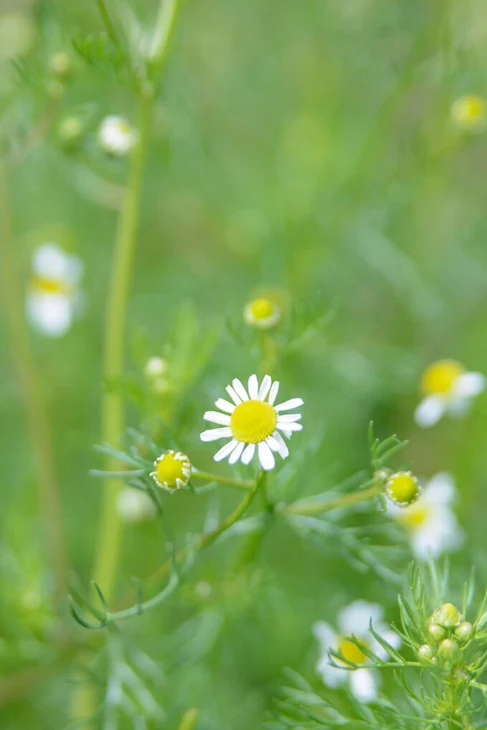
[241,443,256,465]
[258,441,275,471]
[448,396,471,418]
[203,411,231,426]
[274,431,289,459]
[350,668,378,704]
[268,380,280,405]
[232,378,249,401]
[215,398,235,414]
[316,658,347,688]
[200,427,232,442]
[214,439,238,462]
[275,397,304,412]
[412,512,464,560]
[276,422,302,432]
[27,293,72,337]
[313,621,337,650]
[258,374,272,400]
[226,385,242,405]
[424,473,456,506]
[33,243,69,278]
[266,435,281,452]
[276,414,302,423]
[338,601,384,636]
[414,396,446,428]
[248,374,259,399]
[456,372,485,397]
[229,441,245,465]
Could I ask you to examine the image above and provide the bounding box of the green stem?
[0,161,68,603]
[284,483,382,517]
[177,709,200,730]
[191,469,253,490]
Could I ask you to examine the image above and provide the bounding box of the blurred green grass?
[2,0,487,728]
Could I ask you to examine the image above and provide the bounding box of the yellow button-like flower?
[415,360,485,428]
[386,471,421,507]
[243,297,281,329]
[151,450,192,492]
[451,95,486,131]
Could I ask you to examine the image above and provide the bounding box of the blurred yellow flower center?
[338,638,367,666]
[249,298,276,320]
[155,453,186,488]
[387,472,420,505]
[31,276,69,296]
[421,360,464,396]
[452,96,485,128]
[231,400,277,443]
[400,503,431,531]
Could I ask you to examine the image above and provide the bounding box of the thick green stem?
[0,161,68,603]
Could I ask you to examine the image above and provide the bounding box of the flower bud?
[49,52,72,80]
[437,638,459,662]
[428,622,446,641]
[433,603,462,628]
[385,471,421,506]
[418,644,435,661]
[57,116,84,149]
[454,622,474,642]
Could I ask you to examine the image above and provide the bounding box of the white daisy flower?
[26,242,83,337]
[200,374,303,471]
[387,473,464,561]
[118,488,157,524]
[414,360,485,428]
[313,600,401,704]
[98,115,137,157]
[243,297,281,329]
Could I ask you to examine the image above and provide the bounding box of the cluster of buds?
[418,603,474,665]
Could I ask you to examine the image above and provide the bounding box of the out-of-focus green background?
[1,0,487,727]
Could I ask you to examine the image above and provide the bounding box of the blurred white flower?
[98,116,137,157]
[145,357,167,379]
[118,488,157,524]
[26,243,83,337]
[200,374,303,471]
[415,360,485,428]
[243,297,280,329]
[388,473,464,561]
[313,600,401,704]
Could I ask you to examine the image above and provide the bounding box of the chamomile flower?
[118,488,157,524]
[200,374,303,471]
[414,360,485,428]
[151,451,192,492]
[451,95,486,132]
[387,473,464,560]
[26,243,83,337]
[313,601,401,704]
[98,116,137,157]
[243,297,281,329]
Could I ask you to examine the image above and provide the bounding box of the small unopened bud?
[374,467,391,486]
[57,117,84,149]
[428,623,446,642]
[49,52,72,80]
[455,622,474,642]
[433,603,462,628]
[437,638,459,662]
[418,644,435,661]
[385,471,421,506]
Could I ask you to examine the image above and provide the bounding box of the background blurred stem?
[0,161,68,604]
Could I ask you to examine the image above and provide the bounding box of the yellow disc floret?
[31,276,69,296]
[338,638,367,666]
[151,450,191,492]
[386,471,421,506]
[451,95,486,131]
[421,360,464,397]
[399,503,430,530]
[230,400,277,443]
[244,297,280,328]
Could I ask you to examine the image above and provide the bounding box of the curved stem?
[0,161,68,603]
[191,469,253,490]
[284,483,382,517]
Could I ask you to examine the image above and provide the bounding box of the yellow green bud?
[454,622,473,642]
[433,603,462,628]
[427,623,446,641]
[418,644,435,661]
[437,638,459,662]
[57,117,84,148]
[49,52,72,80]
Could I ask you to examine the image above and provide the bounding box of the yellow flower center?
[387,472,420,505]
[249,298,276,321]
[230,400,277,443]
[452,96,485,127]
[155,453,187,488]
[31,276,69,296]
[400,503,431,531]
[338,638,367,666]
[421,360,464,396]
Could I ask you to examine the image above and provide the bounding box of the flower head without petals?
[200,374,303,471]
[243,297,281,329]
[151,450,192,492]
